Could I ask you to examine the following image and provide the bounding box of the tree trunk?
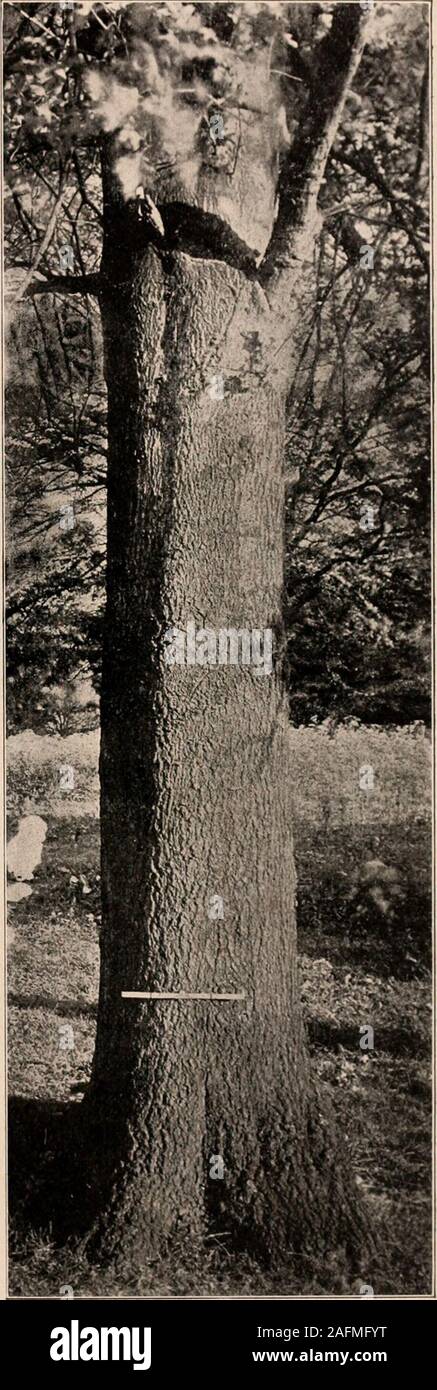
[87,229,373,1277]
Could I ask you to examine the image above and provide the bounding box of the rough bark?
[84,211,374,1275]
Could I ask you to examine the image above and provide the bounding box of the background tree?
[4,1,429,1274]
[283,0,429,722]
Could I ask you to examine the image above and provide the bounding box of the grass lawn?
[8,801,432,1297]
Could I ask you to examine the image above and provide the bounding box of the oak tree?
[5,1,397,1276]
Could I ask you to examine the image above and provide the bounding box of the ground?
[7,725,432,1296]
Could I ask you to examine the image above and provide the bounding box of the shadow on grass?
[8,1092,432,1297]
[296,820,432,979]
[8,994,97,1019]
[9,1094,105,1244]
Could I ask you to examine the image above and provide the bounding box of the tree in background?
[284,1,429,722]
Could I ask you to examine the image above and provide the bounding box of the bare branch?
[73,152,104,227]
[325,211,367,264]
[286,526,387,619]
[12,176,69,303]
[332,147,429,271]
[413,57,429,192]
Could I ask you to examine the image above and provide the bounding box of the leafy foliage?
[4,2,430,729]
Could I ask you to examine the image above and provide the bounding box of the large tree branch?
[8,270,101,300]
[261,4,368,290]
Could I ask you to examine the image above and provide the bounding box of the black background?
[2,1296,434,1378]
